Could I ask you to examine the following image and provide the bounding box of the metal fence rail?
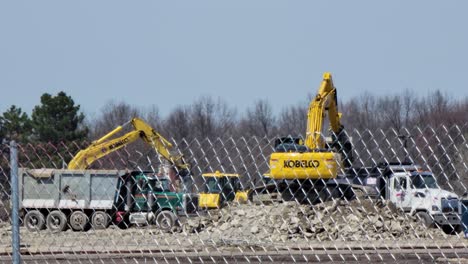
[0,125,467,263]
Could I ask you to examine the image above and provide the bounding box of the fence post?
[10,140,21,264]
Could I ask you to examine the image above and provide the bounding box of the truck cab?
[127,172,198,230]
[342,162,462,233]
[387,170,461,232]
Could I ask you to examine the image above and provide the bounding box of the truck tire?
[69,211,89,231]
[340,184,356,201]
[415,211,434,228]
[442,225,463,235]
[281,189,295,202]
[91,211,110,230]
[46,211,68,232]
[24,210,45,232]
[155,211,176,231]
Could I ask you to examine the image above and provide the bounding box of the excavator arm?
[131,118,190,176]
[305,72,353,167]
[305,72,341,150]
[68,120,142,170]
[68,118,190,175]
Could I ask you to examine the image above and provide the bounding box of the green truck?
[18,168,198,232]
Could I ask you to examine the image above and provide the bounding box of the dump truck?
[338,162,462,233]
[19,168,198,232]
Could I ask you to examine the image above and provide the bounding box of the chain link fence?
[0,125,467,263]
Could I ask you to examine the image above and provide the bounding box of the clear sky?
[1,1,467,119]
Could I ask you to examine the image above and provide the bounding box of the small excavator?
[198,171,249,209]
[269,72,354,204]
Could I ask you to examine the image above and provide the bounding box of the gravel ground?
[0,199,466,255]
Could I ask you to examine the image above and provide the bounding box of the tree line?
[0,92,87,144]
[1,90,466,152]
[0,90,467,196]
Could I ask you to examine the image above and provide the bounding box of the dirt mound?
[183,199,446,242]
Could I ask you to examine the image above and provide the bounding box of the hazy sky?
[1,1,467,119]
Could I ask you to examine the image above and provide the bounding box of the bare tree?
[89,101,141,139]
[277,104,307,137]
[340,93,378,131]
[164,105,191,142]
[242,99,276,137]
[213,98,237,137]
[401,89,415,128]
[143,105,163,131]
[412,90,460,127]
[376,95,403,132]
[190,96,217,139]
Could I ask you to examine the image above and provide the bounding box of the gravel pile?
[183,199,447,242]
[0,199,454,254]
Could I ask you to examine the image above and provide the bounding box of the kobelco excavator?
[269,72,354,204]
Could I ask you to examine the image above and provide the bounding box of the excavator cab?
[274,137,308,153]
[198,171,249,209]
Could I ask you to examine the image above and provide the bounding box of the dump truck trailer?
[19,168,198,232]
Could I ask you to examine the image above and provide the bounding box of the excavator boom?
[68,118,190,174]
[68,127,141,170]
[305,72,341,149]
[131,118,189,171]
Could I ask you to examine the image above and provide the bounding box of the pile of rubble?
[183,199,447,242]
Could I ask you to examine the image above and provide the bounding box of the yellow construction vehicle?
[68,118,191,178]
[269,72,353,203]
[198,171,249,209]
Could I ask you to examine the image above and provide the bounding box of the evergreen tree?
[31,91,88,144]
[0,105,32,143]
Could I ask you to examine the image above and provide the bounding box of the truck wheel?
[24,210,45,232]
[340,184,356,201]
[281,189,295,202]
[91,211,110,230]
[117,215,130,230]
[155,211,176,231]
[46,211,68,232]
[415,211,434,228]
[442,225,463,235]
[69,211,89,231]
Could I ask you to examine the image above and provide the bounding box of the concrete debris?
[183,199,447,242]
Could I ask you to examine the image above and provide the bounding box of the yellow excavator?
[198,171,250,209]
[269,72,354,203]
[68,118,191,179]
